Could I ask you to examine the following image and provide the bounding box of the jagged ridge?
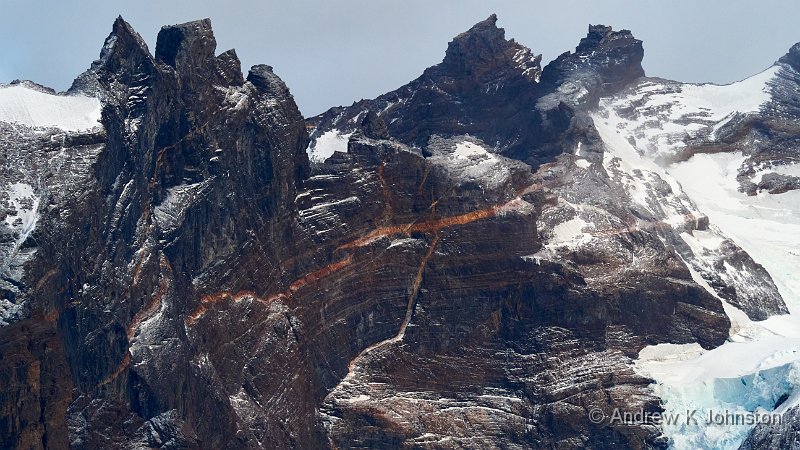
[2,13,799,450]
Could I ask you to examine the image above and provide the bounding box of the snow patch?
[575,158,591,169]
[550,216,590,246]
[387,238,425,250]
[299,196,359,215]
[681,230,725,252]
[0,85,102,131]
[443,140,502,182]
[428,139,521,191]
[342,394,371,403]
[453,141,490,160]
[308,129,353,163]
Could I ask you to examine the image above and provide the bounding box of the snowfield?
[0,84,102,131]
[669,152,800,312]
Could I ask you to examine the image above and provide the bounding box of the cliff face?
[1,17,312,448]
[307,131,731,449]
[2,15,795,450]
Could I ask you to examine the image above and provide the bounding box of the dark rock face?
[1,17,311,449]
[359,110,389,140]
[155,19,217,69]
[309,15,548,165]
[740,406,800,449]
[310,21,644,170]
[313,136,728,449]
[539,25,645,104]
[0,314,73,449]
[292,128,728,448]
[0,15,764,450]
[779,42,800,72]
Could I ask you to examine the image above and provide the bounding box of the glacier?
[601,64,800,449]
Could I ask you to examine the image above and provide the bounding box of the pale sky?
[2,0,799,116]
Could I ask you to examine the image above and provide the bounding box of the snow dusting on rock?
[427,137,527,191]
[597,66,778,163]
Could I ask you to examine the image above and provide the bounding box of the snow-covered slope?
[670,152,800,311]
[592,105,786,321]
[0,84,102,131]
[599,67,778,164]
[594,64,800,449]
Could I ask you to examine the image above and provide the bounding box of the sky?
[1,0,799,116]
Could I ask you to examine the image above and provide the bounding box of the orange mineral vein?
[338,196,526,251]
[186,190,536,327]
[185,254,354,326]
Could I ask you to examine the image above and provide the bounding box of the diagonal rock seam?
[342,233,441,379]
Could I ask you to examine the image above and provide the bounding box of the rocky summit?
[1,14,800,450]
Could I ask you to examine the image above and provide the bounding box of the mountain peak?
[779,42,800,72]
[539,23,644,104]
[101,16,152,65]
[155,19,217,69]
[456,14,500,37]
[439,14,541,83]
[443,14,505,66]
[576,24,638,53]
[68,16,155,94]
